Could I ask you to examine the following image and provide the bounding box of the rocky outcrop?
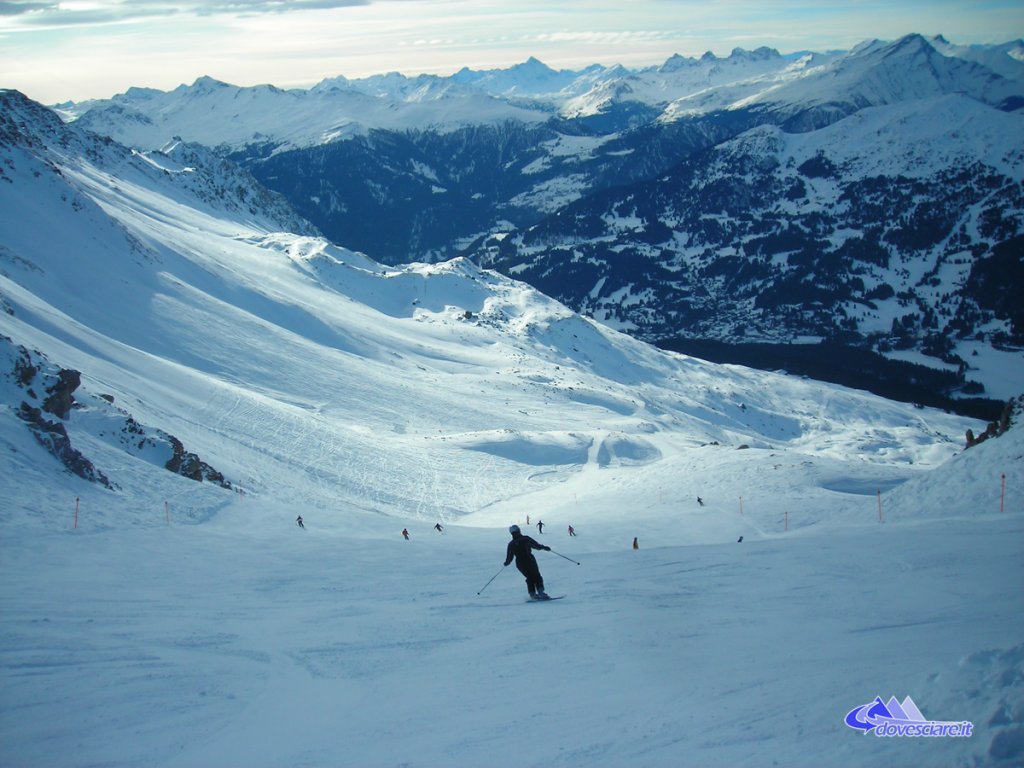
[17,401,113,488]
[965,396,1022,449]
[165,435,231,488]
[3,335,232,490]
[42,368,80,420]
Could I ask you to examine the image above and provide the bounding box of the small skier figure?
[402,528,410,540]
[537,520,544,534]
[568,525,576,537]
[697,496,704,507]
[434,523,443,533]
[296,515,304,529]
[504,524,550,599]
[632,536,639,550]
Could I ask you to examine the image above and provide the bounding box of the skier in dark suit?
[504,524,550,599]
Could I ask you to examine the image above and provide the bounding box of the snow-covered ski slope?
[3,497,1022,768]
[1,91,1022,767]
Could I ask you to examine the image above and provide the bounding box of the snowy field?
[1,448,1022,768]
[1,91,1022,767]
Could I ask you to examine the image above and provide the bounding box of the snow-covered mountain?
[60,34,1023,154]
[655,33,1024,128]
[211,42,870,262]
[2,91,317,239]
[55,48,809,151]
[930,34,1024,82]
[16,32,1024,413]
[56,37,1023,411]
[475,91,1024,407]
[3,84,980,520]
[2,86,1023,768]
[61,74,550,154]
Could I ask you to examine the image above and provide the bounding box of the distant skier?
[537,520,545,534]
[697,496,704,507]
[434,523,443,533]
[633,536,639,550]
[296,515,304,529]
[568,525,576,537]
[402,528,410,540]
[504,524,550,599]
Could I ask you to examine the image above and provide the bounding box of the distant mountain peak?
[510,56,559,78]
[658,53,698,72]
[885,32,934,52]
[187,75,231,93]
[1,88,66,140]
[729,46,781,61]
[123,86,163,100]
[520,56,550,68]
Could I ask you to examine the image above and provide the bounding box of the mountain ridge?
[26,33,1024,410]
[1,83,982,522]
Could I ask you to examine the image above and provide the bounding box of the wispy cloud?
[196,0,371,15]
[535,30,675,45]
[1,0,368,28]
[0,1,58,16]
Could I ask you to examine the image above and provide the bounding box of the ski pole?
[548,549,580,565]
[477,565,506,595]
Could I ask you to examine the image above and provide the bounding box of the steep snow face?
[743,34,1024,117]
[0,90,316,239]
[927,34,1024,83]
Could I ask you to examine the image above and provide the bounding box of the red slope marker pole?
[1001,473,1006,513]
[74,496,79,529]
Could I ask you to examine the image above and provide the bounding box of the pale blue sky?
[2,0,1022,104]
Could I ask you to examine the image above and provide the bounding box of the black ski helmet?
[509,524,520,534]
